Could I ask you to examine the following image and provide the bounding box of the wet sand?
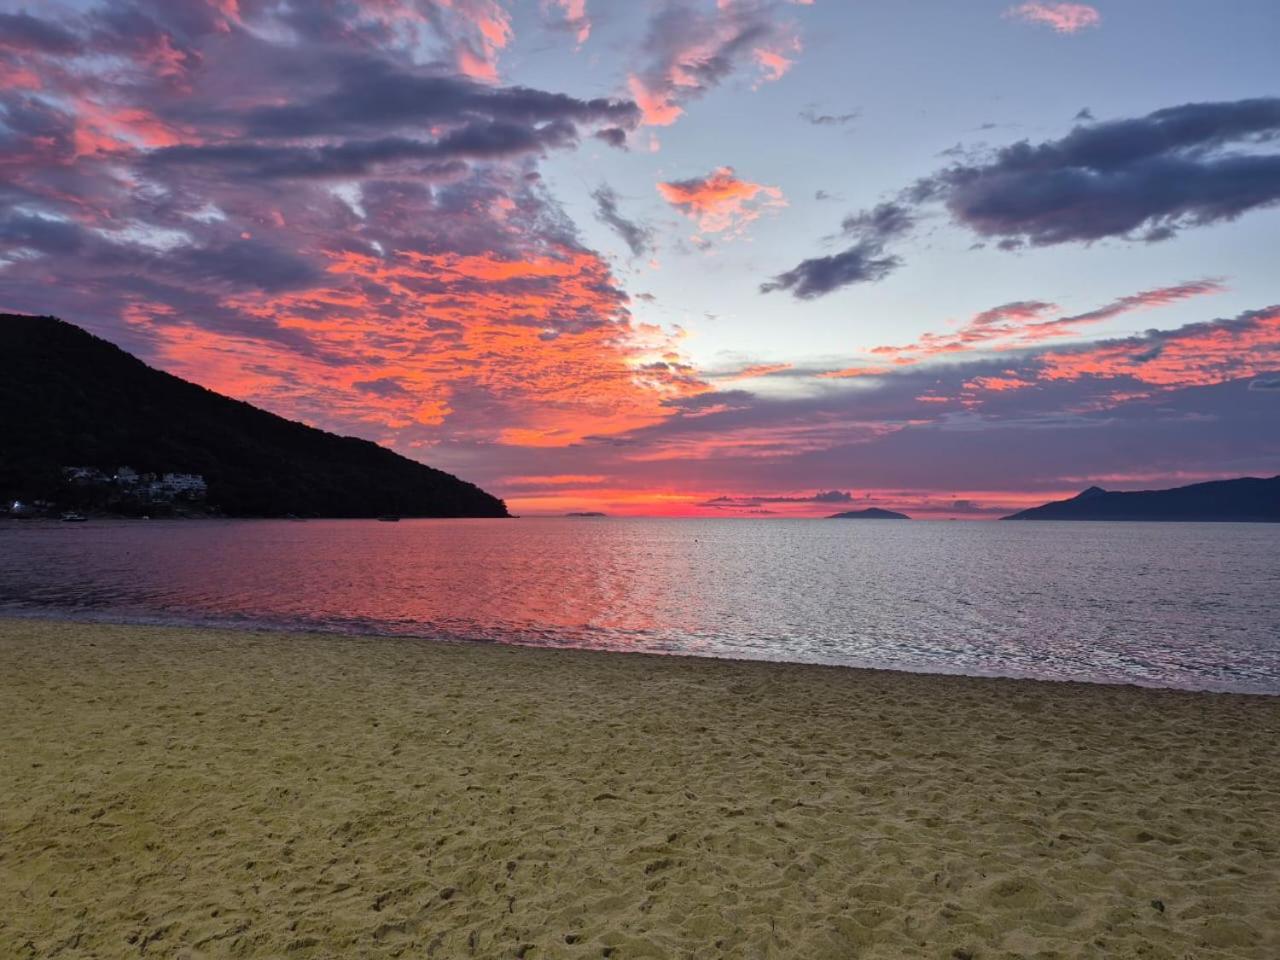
[2,618,1277,959]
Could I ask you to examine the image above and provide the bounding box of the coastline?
[3,618,1278,958]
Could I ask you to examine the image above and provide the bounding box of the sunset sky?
[2,0,1278,516]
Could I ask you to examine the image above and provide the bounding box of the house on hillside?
[63,466,108,484]
[156,473,208,500]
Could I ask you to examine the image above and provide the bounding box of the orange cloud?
[1038,307,1280,387]
[657,166,786,237]
[503,474,608,487]
[815,365,892,380]
[717,362,794,381]
[962,373,1036,392]
[123,245,708,451]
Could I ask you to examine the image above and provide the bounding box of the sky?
[1,0,1278,517]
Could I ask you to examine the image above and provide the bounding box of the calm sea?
[2,518,1277,693]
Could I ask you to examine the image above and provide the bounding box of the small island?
[827,508,910,520]
[565,512,608,518]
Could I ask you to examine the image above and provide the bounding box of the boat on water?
[377,515,401,522]
[60,512,88,522]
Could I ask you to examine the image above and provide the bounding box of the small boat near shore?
[60,512,88,522]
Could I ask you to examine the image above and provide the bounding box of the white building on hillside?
[147,473,208,500]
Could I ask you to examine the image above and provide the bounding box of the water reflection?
[1,518,1277,693]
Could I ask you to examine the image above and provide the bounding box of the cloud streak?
[799,109,858,127]
[861,279,1226,366]
[591,184,654,256]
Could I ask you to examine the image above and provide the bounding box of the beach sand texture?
[2,619,1277,959]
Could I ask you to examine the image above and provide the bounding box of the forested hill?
[1,314,509,518]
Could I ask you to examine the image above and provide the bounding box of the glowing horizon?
[1,1,1277,517]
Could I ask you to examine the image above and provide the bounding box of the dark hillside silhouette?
[1003,477,1280,522]
[1,314,509,518]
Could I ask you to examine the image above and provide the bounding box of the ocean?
[2,517,1277,693]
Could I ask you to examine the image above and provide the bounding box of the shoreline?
[3,618,1278,958]
[1,609,1276,698]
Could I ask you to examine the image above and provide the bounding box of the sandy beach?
[2,619,1277,959]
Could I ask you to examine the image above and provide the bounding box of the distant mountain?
[0,314,509,518]
[828,508,910,520]
[1003,477,1280,522]
[566,512,607,517]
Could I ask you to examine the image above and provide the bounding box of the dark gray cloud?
[164,239,321,293]
[812,489,854,503]
[126,58,639,183]
[948,499,1010,515]
[840,202,916,243]
[353,377,414,398]
[766,98,1280,300]
[1249,377,1280,391]
[0,11,82,52]
[591,185,654,257]
[800,109,858,127]
[594,127,629,148]
[0,212,86,255]
[242,61,639,139]
[701,490,855,507]
[920,98,1280,245]
[761,202,912,299]
[149,139,477,181]
[760,242,901,299]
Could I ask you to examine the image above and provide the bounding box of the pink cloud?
[355,0,514,80]
[627,1,806,126]
[543,0,590,45]
[850,279,1224,372]
[1005,3,1101,34]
